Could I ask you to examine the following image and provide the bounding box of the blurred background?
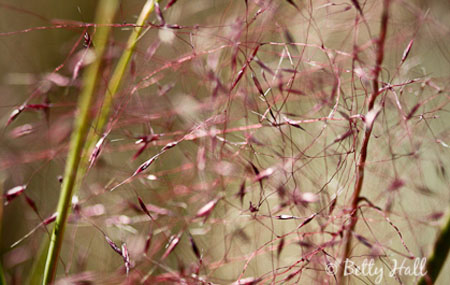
[0,0,449,284]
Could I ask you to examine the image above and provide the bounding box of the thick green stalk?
[40,1,156,283]
[95,0,157,134]
[75,0,156,191]
[418,211,450,285]
[74,0,156,199]
[41,1,119,283]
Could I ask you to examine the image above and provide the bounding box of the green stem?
[418,210,450,285]
[41,1,119,283]
[75,0,157,193]
[95,0,157,134]
[41,1,157,282]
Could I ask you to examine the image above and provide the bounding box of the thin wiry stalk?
[418,211,450,285]
[41,1,119,283]
[338,0,391,282]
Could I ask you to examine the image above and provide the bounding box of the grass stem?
[95,0,157,135]
[76,0,157,195]
[338,0,391,282]
[418,211,450,285]
[41,1,119,283]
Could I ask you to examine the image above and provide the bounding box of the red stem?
[338,0,390,282]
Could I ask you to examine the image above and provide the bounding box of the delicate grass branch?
[41,1,119,283]
[338,0,391,282]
